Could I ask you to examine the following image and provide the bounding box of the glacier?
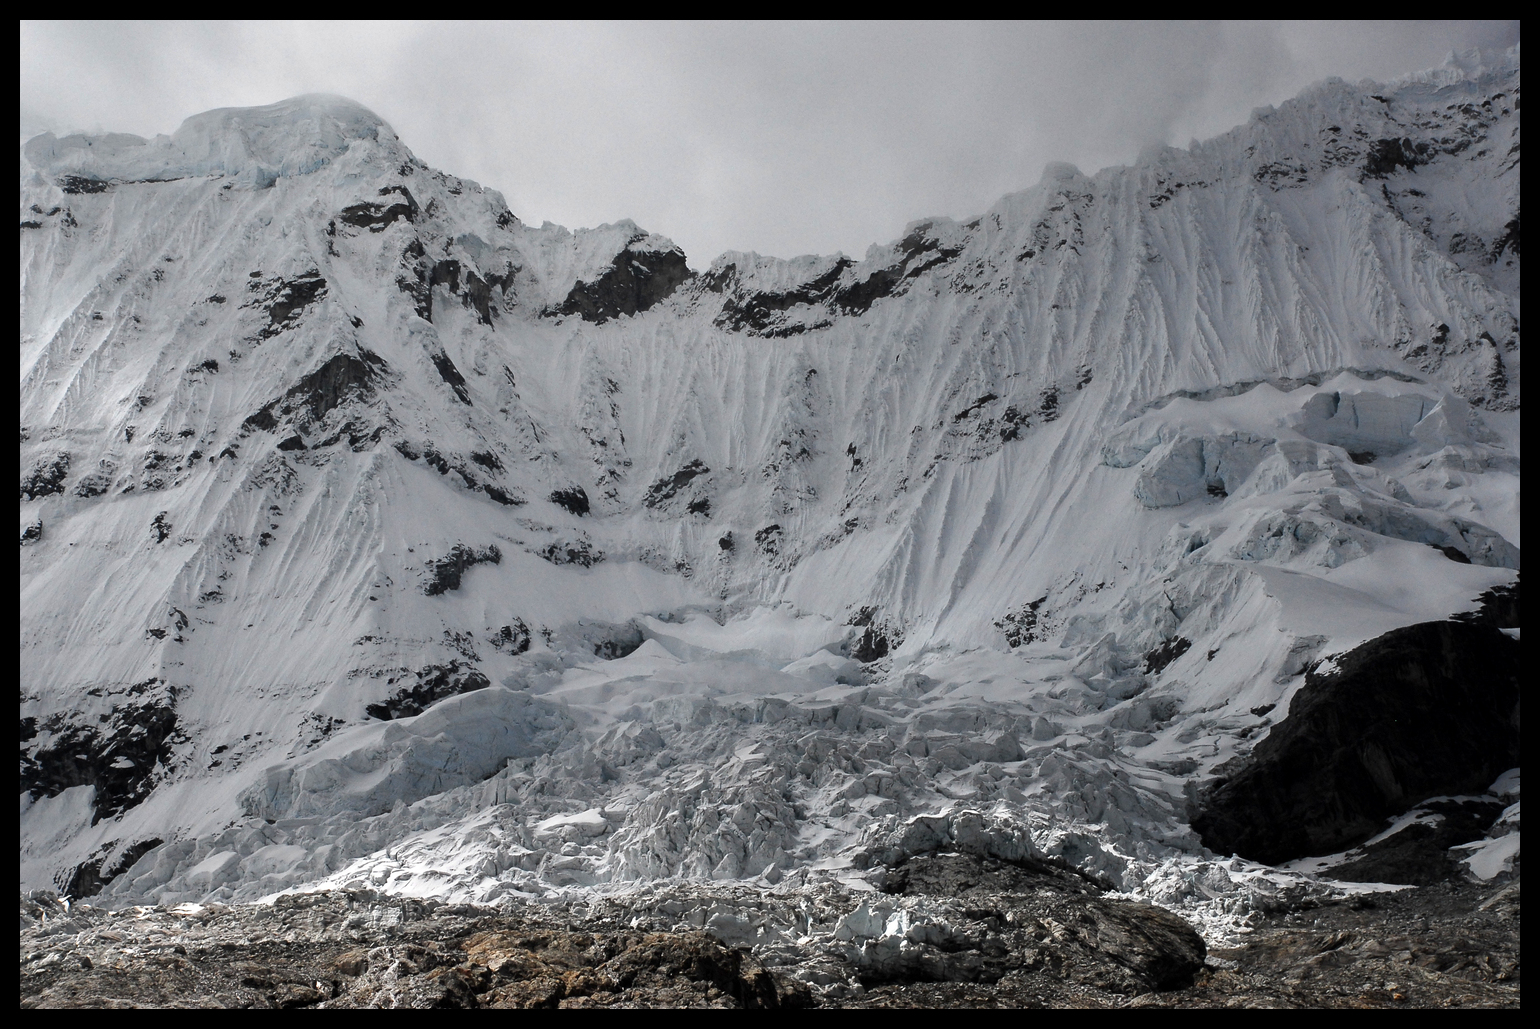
[19,52,1519,940]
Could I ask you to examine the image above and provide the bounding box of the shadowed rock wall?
[1192,620,1520,864]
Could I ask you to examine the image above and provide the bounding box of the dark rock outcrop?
[470,450,504,473]
[459,267,509,326]
[1362,137,1433,178]
[708,224,968,335]
[246,271,328,341]
[366,661,492,720]
[429,349,471,404]
[1143,636,1192,675]
[339,185,419,232]
[20,678,179,824]
[643,460,709,508]
[556,239,692,325]
[995,597,1048,647]
[72,471,112,497]
[831,224,965,316]
[242,348,389,437]
[483,484,523,506]
[536,537,603,568]
[422,544,502,596]
[754,524,782,555]
[395,240,433,319]
[21,452,70,500]
[1191,620,1521,864]
[846,608,905,664]
[60,838,164,900]
[489,621,532,655]
[1453,574,1520,629]
[849,620,903,664]
[395,443,520,504]
[57,175,110,194]
[395,242,512,326]
[1490,213,1519,262]
[549,487,590,517]
[1328,797,1508,886]
[710,259,851,335]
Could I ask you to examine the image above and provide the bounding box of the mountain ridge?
[19,49,1520,925]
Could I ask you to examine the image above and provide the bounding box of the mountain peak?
[23,93,399,190]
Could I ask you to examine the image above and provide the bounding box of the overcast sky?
[19,21,1520,264]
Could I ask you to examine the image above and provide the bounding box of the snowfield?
[19,49,1519,941]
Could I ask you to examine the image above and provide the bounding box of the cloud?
[20,20,1520,264]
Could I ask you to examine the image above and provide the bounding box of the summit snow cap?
[1039,161,1087,184]
[1380,42,1521,90]
[22,94,395,190]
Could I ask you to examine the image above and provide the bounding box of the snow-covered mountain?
[20,51,1520,929]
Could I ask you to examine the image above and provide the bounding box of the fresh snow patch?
[1489,769,1520,798]
[1452,834,1521,881]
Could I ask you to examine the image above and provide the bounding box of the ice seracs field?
[19,49,1519,944]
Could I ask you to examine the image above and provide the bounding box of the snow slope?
[19,51,1520,930]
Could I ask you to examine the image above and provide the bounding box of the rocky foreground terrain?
[20,848,1518,1009]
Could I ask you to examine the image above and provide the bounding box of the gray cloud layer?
[20,21,1519,264]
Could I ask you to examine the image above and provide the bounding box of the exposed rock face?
[1327,797,1508,886]
[1142,636,1192,674]
[847,607,904,663]
[548,487,590,517]
[422,544,502,596]
[339,185,419,232]
[830,223,966,316]
[1453,574,1521,628]
[21,453,70,500]
[488,621,532,655]
[365,662,492,721]
[249,271,328,341]
[241,348,391,444]
[708,258,850,336]
[535,536,602,567]
[644,460,709,508]
[704,222,968,337]
[429,348,472,403]
[557,238,692,324]
[1191,621,1521,864]
[20,678,180,824]
[60,838,164,901]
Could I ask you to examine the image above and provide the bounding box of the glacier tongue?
[19,49,1519,931]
